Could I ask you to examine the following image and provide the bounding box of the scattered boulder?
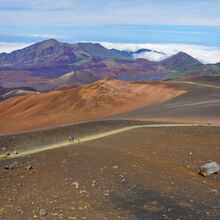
[72,182,79,189]
[9,161,18,169]
[4,161,18,170]
[26,165,33,171]
[39,209,47,216]
[5,152,10,156]
[199,162,220,176]
[4,165,9,170]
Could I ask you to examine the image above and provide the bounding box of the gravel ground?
[0,120,151,155]
[0,122,220,219]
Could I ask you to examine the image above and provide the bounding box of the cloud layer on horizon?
[1,41,220,64]
[99,42,220,64]
[0,42,32,53]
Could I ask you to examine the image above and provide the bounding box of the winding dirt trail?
[172,80,220,89]
[1,123,220,160]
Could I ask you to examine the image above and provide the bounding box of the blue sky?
[0,0,220,45]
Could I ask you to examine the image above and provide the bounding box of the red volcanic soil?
[0,69,49,90]
[80,58,168,79]
[0,78,186,135]
[108,78,220,124]
[55,84,80,91]
[0,70,44,82]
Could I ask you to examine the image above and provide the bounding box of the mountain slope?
[0,39,78,66]
[160,52,202,71]
[49,70,100,87]
[0,39,133,67]
[164,64,220,79]
[0,78,186,134]
[71,42,132,60]
[0,89,40,101]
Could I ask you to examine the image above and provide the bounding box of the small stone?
[14,151,18,154]
[104,190,109,196]
[5,152,10,156]
[152,152,156,155]
[27,165,33,170]
[51,212,58,216]
[17,208,23,214]
[9,161,18,169]
[72,182,79,189]
[4,165,9,170]
[189,152,193,156]
[39,209,47,216]
[112,166,119,169]
[202,181,206,184]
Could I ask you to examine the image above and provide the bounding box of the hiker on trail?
[71,136,75,142]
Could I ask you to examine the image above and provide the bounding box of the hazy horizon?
[1,40,220,64]
[1,0,220,63]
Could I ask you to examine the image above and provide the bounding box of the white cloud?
[1,41,220,64]
[0,42,33,53]
[99,42,220,64]
[133,51,169,62]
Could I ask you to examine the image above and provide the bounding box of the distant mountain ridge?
[0,39,134,67]
[0,39,167,67]
[0,39,219,91]
[160,52,202,71]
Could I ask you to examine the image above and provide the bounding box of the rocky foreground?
[0,120,220,219]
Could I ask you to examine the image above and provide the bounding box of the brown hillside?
[0,78,187,135]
